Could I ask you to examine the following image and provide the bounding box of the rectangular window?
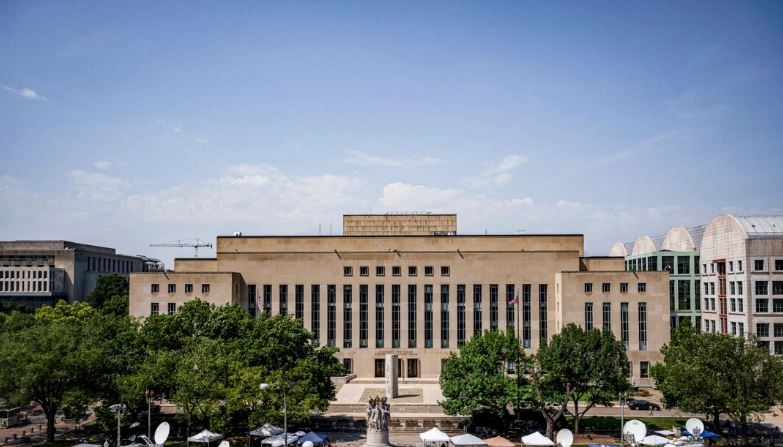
[441,266,450,276]
[360,266,369,276]
[392,284,401,348]
[344,266,353,276]
[408,285,417,348]
[424,266,434,276]
[585,283,593,293]
[755,259,765,271]
[757,323,770,337]
[151,283,159,293]
[704,282,709,295]
[184,283,193,294]
[602,283,611,293]
[202,283,210,294]
[374,359,385,378]
[167,284,176,293]
[376,285,384,348]
[620,302,629,349]
[640,361,650,379]
[756,281,769,295]
[489,284,499,331]
[738,298,744,312]
[639,303,647,351]
[407,358,419,378]
[343,284,353,348]
[776,342,783,355]
[776,260,783,271]
[620,283,628,293]
[376,266,385,276]
[710,282,715,295]
[343,358,353,375]
[539,284,548,341]
[441,285,450,348]
[677,256,690,274]
[392,266,401,276]
[638,283,646,293]
[279,284,288,315]
[327,285,337,347]
[263,285,272,313]
[295,284,304,319]
[774,299,783,313]
[730,281,736,295]
[729,261,734,272]
[522,284,532,348]
[775,323,783,337]
[602,302,611,329]
[150,302,159,316]
[678,280,692,310]
[757,299,769,313]
[473,284,483,336]
[585,303,593,331]
[359,285,368,348]
[167,303,176,315]
[730,298,736,312]
[505,284,515,334]
[311,285,320,342]
[408,266,417,276]
[457,284,466,347]
[424,285,433,348]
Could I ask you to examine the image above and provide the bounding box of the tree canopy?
[85,273,129,309]
[652,324,783,441]
[439,330,527,423]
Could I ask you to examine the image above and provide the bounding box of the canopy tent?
[451,434,487,447]
[641,435,670,446]
[296,432,329,447]
[484,436,514,447]
[420,428,451,444]
[250,425,285,438]
[653,430,676,437]
[262,433,300,447]
[681,429,720,439]
[188,430,223,447]
[522,432,554,447]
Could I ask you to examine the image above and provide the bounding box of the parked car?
[627,399,661,411]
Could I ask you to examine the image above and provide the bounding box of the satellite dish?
[154,422,170,445]
[685,418,704,438]
[302,442,314,447]
[624,419,647,444]
[556,429,574,447]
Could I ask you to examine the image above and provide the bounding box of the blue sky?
[1,1,781,267]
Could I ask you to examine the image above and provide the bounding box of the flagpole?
[516,287,520,420]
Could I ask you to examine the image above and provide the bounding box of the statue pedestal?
[365,431,391,447]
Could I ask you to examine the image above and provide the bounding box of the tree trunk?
[712,410,720,435]
[573,400,580,435]
[45,407,57,443]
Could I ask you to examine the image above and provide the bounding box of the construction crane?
[150,238,213,257]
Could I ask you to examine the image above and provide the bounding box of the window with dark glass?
[755,260,765,271]
[441,285,450,348]
[473,284,483,336]
[150,302,159,316]
[263,285,272,313]
[408,266,417,276]
[620,302,629,349]
[585,303,593,331]
[279,284,288,315]
[757,299,769,313]
[620,283,628,293]
[638,283,646,293]
[344,266,353,276]
[392,284,401,348]
[343,358,353,375]
[392,266,401,276]
[374,359,385,378]
[360,266,369,276]
[602,283,610,293]
[408,285,417,348]
[489,284,499,331]
[774,281,783,295]
[677,256,690,274]
[167,303,176,315]
[585,283,593,293]
[424,285,433,348]
[201,283,210,294]
[343,285,352,348]
[522,284,532,348]
[602,302,611,329]
[506,284,515,333]
[424,266,434,276]
[311,285,320,342]
[168,284,176,293]
[757,323,770,337]
[376,285,384,348]
[185,283,193,294]
[457,284,466,347]
[376,266,385,276]
[360,285,369,348]
[441,266,450,276]
[756,281,769,295]
[327,285,336,347]
[539,284,548,341]
[151,283,159,293]
[639,302,647,351]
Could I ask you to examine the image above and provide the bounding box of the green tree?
[534,324,630,436]
[0,302,106,442]
[654,325,783,442]
[439,330,526,422]
[86,273,129,308]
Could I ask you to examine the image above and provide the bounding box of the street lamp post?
[619,393,625,445]
[109,404,125,447]
[145,389,154,439]
[260,383,287,447]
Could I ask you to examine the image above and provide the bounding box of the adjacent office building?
[0,240,147,310]
[129,213,669,385]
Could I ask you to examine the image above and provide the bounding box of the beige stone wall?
[555,270,669,387]
[129,271,243,317]
[174,258,218,272]
[580,257,625,272]
[343,214,457,236]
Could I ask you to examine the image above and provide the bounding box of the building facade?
[129,214,668,384]
[610,226,704,332]
[0,240,146,310]
[699,215,783,352]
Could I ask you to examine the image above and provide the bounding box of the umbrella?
[641,435,670,446]
[522,432,554,447]
[484,436,514,447]
[451,434,487,446]
[188,430,223,447]
[420,428,451,444]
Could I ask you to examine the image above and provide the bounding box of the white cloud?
[463,154,527,188]
[93,161,112,169]
[2,85,47,101]
[68,170,126,202]
[556,199,590,208]
[345,150,442,167]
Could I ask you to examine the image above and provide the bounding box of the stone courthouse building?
[129,213,669,384]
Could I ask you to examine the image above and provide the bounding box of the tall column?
[385,354,398,399]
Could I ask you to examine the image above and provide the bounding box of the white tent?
[188,430,223,447]
[450,434,487,446]
[421,428,451,444]
[261,434,300,447]
[522,432,554,446]
[641,435,671,446]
